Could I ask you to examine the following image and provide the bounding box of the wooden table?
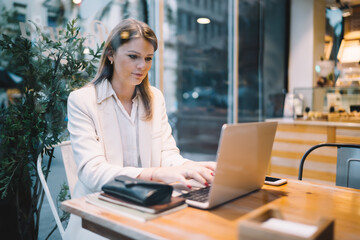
[61,180,360,240]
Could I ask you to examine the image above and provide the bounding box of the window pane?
[263,0,288,119]
[163,0,229,156]
[0,1,148,239]
[3,1,149,55]
[0,0,149,108]
[238,0,287,121]
[238,1,262,121]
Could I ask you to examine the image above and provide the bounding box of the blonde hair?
[93,19,158,120]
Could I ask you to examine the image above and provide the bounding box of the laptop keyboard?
[181,187,211,203]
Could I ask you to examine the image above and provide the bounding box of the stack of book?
[86,192,187,222]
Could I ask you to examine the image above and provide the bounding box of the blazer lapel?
[98,99,124,166]
[95,80,151,168]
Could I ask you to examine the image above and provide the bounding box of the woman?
[64,19,216,239]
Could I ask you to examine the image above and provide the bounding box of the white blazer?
[64,80,187,239]
[67,79,187,198]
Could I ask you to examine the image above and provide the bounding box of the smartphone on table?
[264,176,287,186]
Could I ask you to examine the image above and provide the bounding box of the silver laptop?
[181,121,278,209]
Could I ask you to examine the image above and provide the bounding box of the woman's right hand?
[150,162,216,189]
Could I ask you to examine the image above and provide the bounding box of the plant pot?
[0,194,21,240]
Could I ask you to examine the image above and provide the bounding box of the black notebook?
[99,192,186,214]
[86,193,187,222]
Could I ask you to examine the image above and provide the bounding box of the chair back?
[298,143,360,190]
[59,141,78,197]
[37,148,65,238]
[336,147,360,189]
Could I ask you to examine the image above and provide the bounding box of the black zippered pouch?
[101,175,173,206]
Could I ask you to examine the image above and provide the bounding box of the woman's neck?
[111,80,136,103]
[110,79,136,116]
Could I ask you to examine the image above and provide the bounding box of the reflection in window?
[239,0,288,121]
[13,3,26,22]
[164,0,229,155]
[0,0,288,159]
[76,0,148,48]
[163,0,288,157]
[238,1,262,121]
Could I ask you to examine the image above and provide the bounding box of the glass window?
[0,0,288,162]
[0,1,149,239]
[238,0,288,121]
[13,3,26,22]
[163,0,229,157]
[163,0,288,158]
[263,0,288,119]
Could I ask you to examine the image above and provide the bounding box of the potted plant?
[0,18,103,239]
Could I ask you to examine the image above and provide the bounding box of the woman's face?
[109,37,154,87]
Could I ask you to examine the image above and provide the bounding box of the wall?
[289,0,326,93]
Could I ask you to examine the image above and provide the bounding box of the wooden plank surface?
[269,121,360,185]
[61,180,360,240]
[272,125,348,184]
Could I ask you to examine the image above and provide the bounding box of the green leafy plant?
[0,19,103,239]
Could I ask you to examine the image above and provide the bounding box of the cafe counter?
[267,118,360,185]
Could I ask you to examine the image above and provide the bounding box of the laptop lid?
[188,121,277,209]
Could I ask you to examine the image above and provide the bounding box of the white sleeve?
[67,90,143,192]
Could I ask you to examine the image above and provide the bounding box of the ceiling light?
[197,18,211,24]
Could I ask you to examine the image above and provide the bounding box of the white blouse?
[111,88,142,168]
